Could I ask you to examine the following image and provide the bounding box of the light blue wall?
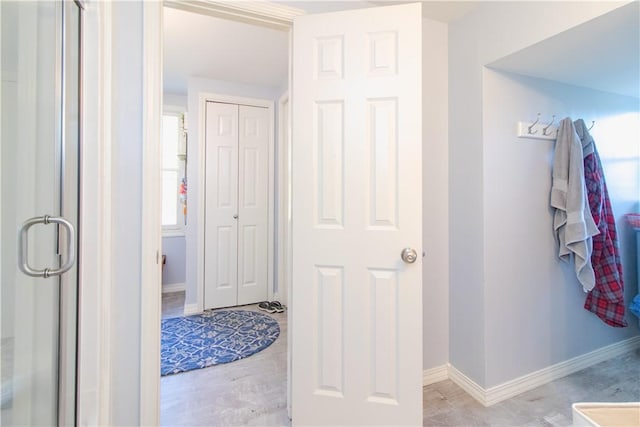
[422,18,451,371]
[162,236,186,286]
[448,14,487,385]
[448,1,634,388]
[482,70,640,387]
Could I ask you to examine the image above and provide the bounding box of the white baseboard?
[483,335,640,406]
[423,364,449,386]
[442,335,640,407]
[162,282,185,294]
[183,303,201,316]
[447,364,486,404]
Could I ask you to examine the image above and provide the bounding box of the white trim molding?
[184,303,202,316]
[77,0,113,424]
[422,364,449,386]
[447,364,487,404]
[162,283,186,294]
[276,92,290,306]
[446,336,640,407]
[267,98,276,304]
[139,1,163,425]
[483,336,640,406]
[163,0,303,30]
[162,230,186,238]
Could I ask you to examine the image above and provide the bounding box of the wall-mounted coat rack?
[517,113,595,141]
[517,113,558,140]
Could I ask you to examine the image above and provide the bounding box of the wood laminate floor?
[160,291,640,426]
[161,292,289,427]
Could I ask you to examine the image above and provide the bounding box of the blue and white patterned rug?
[161,310,280,376]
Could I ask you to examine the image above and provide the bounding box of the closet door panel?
[204,102,239,309]
[237,105,270,305]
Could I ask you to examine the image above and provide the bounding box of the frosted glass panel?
[1,1,81,424]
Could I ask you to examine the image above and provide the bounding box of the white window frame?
[162,106,187,237]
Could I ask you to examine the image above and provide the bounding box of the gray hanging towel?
[550,117,599,291]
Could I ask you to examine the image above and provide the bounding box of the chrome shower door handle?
[18,215,76,278]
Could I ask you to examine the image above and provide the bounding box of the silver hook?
[543,115,556,136]
[528,113,540,134]
[587,120,595,131]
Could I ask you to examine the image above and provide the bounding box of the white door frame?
[196,93,276,312]
[79,1,298,423]
[140,1,163,424]
[276,92,290,306]
[77,1,114,424]
[78,1,162,425]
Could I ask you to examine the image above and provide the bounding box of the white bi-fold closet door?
[204,101,269,309]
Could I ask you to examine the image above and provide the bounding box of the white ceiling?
[163,6,290,94]
[272,0,482,22]
[162,1,480,95]
[273,1,480,22]
[164,1,639,99]
[488,2,639,99]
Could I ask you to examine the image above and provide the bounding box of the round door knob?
[401,248,417,263]
[233,214,238,219]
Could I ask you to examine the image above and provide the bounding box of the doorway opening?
[159,4,291,425]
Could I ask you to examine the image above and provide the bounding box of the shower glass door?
[1,1,80,425]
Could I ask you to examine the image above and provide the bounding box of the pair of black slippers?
[258,300,285,313]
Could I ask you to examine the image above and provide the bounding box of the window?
[162,112,186,234]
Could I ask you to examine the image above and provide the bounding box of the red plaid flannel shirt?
[583,148,627,327]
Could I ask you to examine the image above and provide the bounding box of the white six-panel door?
[204,101,269,309]
[237,105,270,305]
[291,3,423,425]
[205,102,239,309]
